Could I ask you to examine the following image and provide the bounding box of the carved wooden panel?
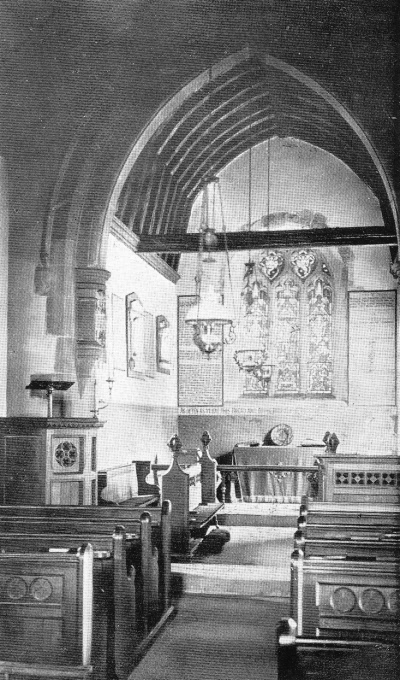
[4,436,44,505]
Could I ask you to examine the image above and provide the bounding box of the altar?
[234,445,322,503]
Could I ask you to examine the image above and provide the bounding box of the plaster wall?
[97,233,178,468]
[0,160,8,416]
[177,142,397,457]
[7,168,59,417]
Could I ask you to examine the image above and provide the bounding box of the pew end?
[0,544,94,679]
[277,618,400,680]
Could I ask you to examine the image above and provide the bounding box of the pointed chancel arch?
[40,48,398,382]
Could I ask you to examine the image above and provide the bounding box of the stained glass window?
[239,249,334,396]
[275,278,300,393]
[307,276,333,394]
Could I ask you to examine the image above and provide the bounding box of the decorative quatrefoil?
[55,441,78,468]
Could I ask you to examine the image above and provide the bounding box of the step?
[172,562,290,598]
[218,502,300,527]
[171,526,293,598]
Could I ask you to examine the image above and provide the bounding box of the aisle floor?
[130,526,293,680]
[131,594,288,680]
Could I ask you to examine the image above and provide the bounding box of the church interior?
[0,1,399,679]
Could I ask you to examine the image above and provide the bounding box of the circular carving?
[360,588,385,615]
[388,591,400,613]
[30,578,53,601]
[55,441,78,468]
[331,587,356,613]
[6,577,27,600]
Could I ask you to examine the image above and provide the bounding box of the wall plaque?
[348,290,396,405]
[111,294,126,371]
[178,295,223,407]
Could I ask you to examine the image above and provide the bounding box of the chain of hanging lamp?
[233,138,273,390]
[185,176,236,356]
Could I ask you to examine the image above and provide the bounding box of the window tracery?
[239,249,334,396]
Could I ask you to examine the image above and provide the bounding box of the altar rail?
[217,464,318,503]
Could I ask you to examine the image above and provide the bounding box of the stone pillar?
[75,267,110,392]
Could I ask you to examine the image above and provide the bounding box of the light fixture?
[185,179,235,357]
[233,142,273,391]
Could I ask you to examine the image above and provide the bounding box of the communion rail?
[217,464,318,503]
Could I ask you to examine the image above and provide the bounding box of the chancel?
[0,2,399,679]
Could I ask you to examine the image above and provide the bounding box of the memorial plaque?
[178,295,223,407]
[349,290,396,405]
[111,294,126,371]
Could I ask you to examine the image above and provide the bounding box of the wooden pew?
[290,549,400,642]
[285,494,400,676]
[277,618,400,680]
[294,530,400,561]
[97,461,160,507]
[298,500,400,528]
[295,500,400,560]
[0,519,173,679]
[155,432,224,554]
[97,430,223,555]
[0,501,172,621]
[0,543,93,679]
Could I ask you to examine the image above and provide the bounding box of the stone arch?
[40,47,398,383]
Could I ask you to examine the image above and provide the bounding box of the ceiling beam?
[137,226,397,253]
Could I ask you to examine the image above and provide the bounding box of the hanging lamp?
[233,142,273,390]
[185,179,235,357]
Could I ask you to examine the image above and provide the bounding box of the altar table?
[234,445,322,503]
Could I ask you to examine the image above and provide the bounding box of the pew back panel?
[301,501,400,530]
[277,621,400,680]
[297,535,400,561]
[292,553,400,641]
[0,502,172,618]
[0,545,93,670]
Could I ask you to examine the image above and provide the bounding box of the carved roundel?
[30,577,53,601]
[388,590,400,613]
[360,588,385,615]
[6,577,28,600]
[55,441,78,468]
[331,587,356,613]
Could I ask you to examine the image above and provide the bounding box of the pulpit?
[234,445,321,502]
[0,417,103,505]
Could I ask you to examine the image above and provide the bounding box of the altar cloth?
[234,446,321,502]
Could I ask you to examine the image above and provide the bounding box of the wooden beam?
[137,226,396,253]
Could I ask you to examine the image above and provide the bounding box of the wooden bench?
[277,618,400,680]
[0,502,172,617]
[298,500,400,527]
[290,550,400,642]
[0,543,93,679]
[97,461,159,507]
[295,500,400,560]
[0,504,174,678]
[294,530,400,561]
[154,432,224,554]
